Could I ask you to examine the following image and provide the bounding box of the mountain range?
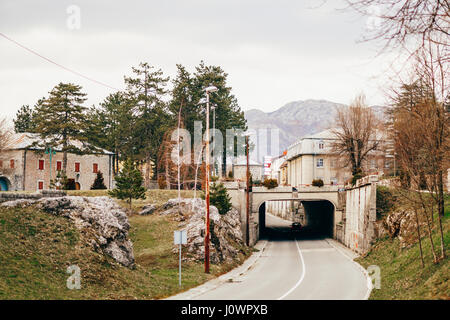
[244,99,387,153]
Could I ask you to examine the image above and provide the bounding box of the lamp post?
[204,85,218,274]
[45,147,56,189]
[211,103,217,177]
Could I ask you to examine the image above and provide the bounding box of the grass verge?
[356,194,449,299]
[0,190,249,299]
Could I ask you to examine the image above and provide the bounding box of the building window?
[75,162,80,172]
[93,163,98,173]
[385,160,391,168]
[10,160,14,169]
[38,159,45,171]
[316,158,324,168]
[38,181,44,190]
[318,142,324,149]
[56,161,62,171]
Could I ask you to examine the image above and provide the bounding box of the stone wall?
[342,175,378,254]
[0,149,113,191]
[0,190,67,203]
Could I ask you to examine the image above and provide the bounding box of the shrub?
[376,186,396,219]
[262,178,278,189]
[253,179,262,186]
[90,171,107,190]
[351,169,364,186]
[109,159,146,210]
[202,182,232,215]
[228,171,234,179]
[312,179,324,187]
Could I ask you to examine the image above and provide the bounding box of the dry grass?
[0,190,249,299]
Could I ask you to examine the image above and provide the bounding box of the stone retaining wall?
[0,190,67,203]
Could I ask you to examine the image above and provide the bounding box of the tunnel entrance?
[258,199,334,240]
[302,200,334,237]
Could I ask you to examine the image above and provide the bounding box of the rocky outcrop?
[163,198,245,264]
[1,196,135,268]
[384,209,428,248]
[139,204,156,216]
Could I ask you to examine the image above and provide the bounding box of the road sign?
[174,230,187,245]
[174,230,187,287]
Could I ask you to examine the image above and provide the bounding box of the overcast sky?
[0,0,393,120]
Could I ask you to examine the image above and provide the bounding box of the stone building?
[285,129,390,187]
[0,133,114,191]
[232,157,263,182]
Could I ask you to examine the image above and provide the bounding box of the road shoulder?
[166,240,269,300]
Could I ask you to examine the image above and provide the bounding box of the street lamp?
[204,84,218,274]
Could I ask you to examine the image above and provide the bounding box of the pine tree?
[86,92,135,175]
[208,182,232,215]
[124,62,170,187]
[193,61,247,176]
[109,159,146,210]
[13,104,37,133]
[91,171,107,190]
[33,83,89,174]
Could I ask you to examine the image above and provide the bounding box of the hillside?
[356,193,449,300]
[245,99,387,152]
[0,191,249,299]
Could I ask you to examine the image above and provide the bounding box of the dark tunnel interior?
[259,200,334,240]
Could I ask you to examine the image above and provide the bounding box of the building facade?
[0,133,114,191]
[285,129,390,187]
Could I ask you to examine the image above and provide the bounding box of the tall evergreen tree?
[109,158,146,210]
[193,61,247,176]
[13,100,43,133]
[86,92,136,174]
[33,83,89,174]
[124,62,170,186]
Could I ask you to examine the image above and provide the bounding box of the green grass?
[0,190,249,300]
[356,194,450,299]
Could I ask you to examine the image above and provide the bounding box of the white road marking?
[277,238,306,300]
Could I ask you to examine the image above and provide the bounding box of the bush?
[109,159,146,210]
[312,179,324,187]
[262,178,278,189]
[351,169,364,186]
[228,171,234,179]
[90,171,107,190]
[253,179,262,186]
[376,186,396,219]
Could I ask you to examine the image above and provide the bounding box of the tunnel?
[259,199,334,240]
[301,200,334,238]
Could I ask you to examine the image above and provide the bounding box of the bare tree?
[0,118,12,154]
[331,95,382,178]
[346,0,450,53]
[390,67,448,261]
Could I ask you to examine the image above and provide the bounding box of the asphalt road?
[190,213,369,300]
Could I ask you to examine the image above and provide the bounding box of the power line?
[0,32,119,91]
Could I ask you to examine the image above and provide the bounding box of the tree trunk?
[422,204,438,263]
[437,169,446,259]
[413,207,425,268]
[145,154,151,189]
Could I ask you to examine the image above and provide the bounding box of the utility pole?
[204,85,218,274]
[246,136,250,246]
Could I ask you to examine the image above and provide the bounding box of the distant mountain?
[244,99,386,154]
